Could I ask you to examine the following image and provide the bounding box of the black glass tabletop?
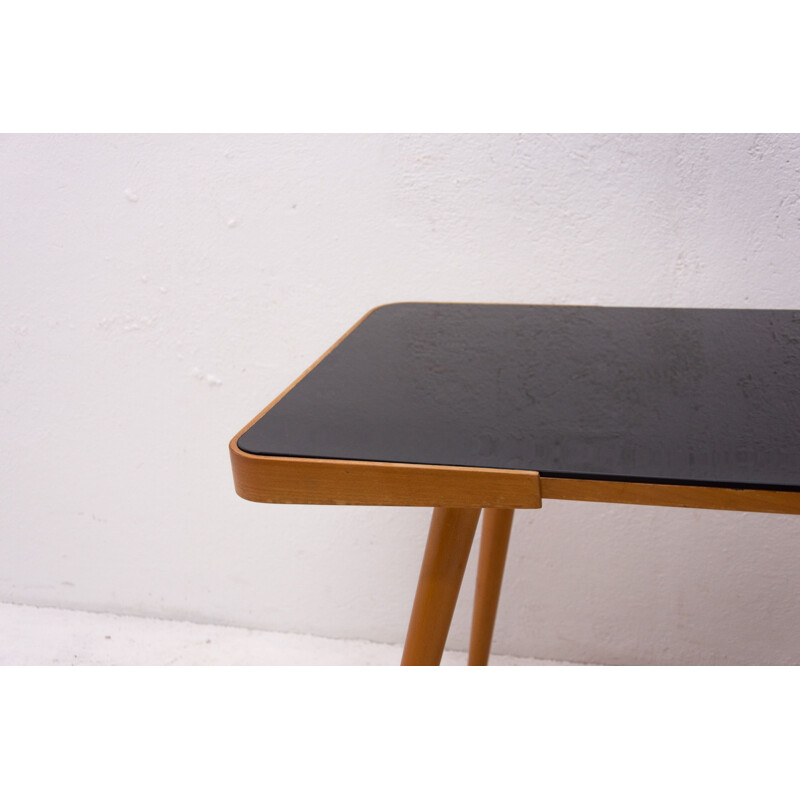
[237,303,800,491]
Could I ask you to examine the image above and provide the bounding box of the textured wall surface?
[2,133,799,664]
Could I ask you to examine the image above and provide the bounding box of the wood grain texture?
[230,445,541,508]
[469,508,514,666]
[401,507,481,666]
[540,477,800,515]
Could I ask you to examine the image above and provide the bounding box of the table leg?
[401,507,481,666]
[468,508,514,666]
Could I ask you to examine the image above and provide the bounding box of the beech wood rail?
[230,303,800,665]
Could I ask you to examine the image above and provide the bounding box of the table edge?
[540,477,800,514]
[229,443,541,507]
[230,442,800,513]
[231,303,800,514]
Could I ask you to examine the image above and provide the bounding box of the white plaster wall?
[2,133,799,665]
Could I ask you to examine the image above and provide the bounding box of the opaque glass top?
[237,303,800,490]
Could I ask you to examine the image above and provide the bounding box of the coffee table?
[230,303,800,665]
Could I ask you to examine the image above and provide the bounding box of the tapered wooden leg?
[401,507,481,666]
[468,508,515,666]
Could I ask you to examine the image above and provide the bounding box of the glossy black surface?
[238,304,800,490]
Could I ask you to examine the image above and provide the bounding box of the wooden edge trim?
[540,477,800,515]
[230,443,541,508]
